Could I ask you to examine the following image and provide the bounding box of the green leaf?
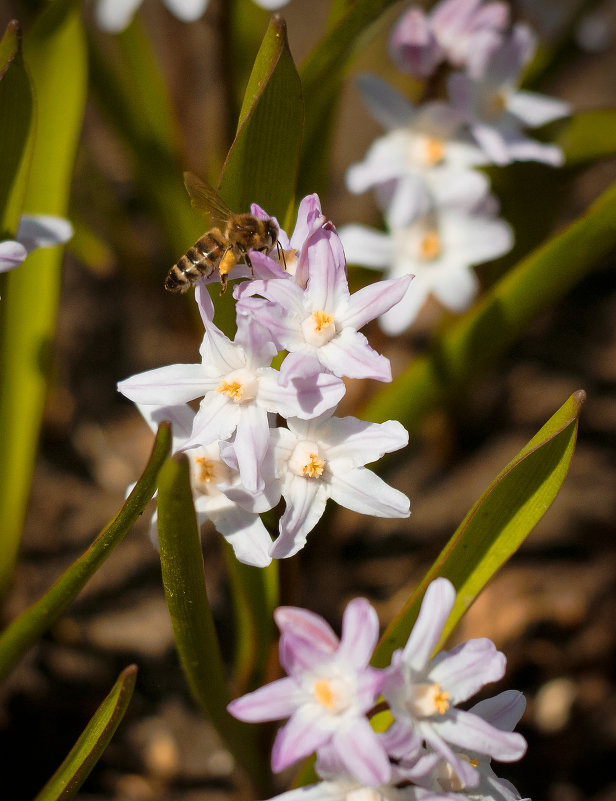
[298,0,398,198]
[556,108,616,166]
[156,454,267,792]
[219,14,304,228]
[363,177,616,431]
[226,552,278,693]
[33,665,138,801]
[87,21,200,261]
[373,391,584,667]
[0,19,35,238]
[0,0,87,600]
[0,423,171,682]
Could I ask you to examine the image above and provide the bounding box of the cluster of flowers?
[118,195,412,567]
[229,577,528,801]
[340,0,570,335]
[96,0,291,34]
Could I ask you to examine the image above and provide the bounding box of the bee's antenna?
[277,240,287,271]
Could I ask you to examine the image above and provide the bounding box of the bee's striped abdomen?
[164,228,227,293]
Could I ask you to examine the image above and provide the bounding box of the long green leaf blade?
[156,454,267,791]
[219,14,304,226]
[0,423,171,682]
[0,0,87,599]
[373,391,584,667]
[557,108,616,166]
[213,14,303,336]
[33,665,138,801]
[0,19,34,238]
[363,177,616,430]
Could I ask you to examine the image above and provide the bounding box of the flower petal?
[339,224,393,269]
[272,708,332,771]
[507,89,570,127]
[470,689,526,731]
[0,240,27,273]
[431,638,507,703]
[339,275,412,331]
[333,717,392,785]
[325,417,409,469]
[16,214,73,251]
[319,328,392,382]
[231,403,270,493]
[228,676,299,722]
[163,0,209,22]
[275,607,339,652]
[328,467,410,518]
[401,578,456,670]
[436,708,527,762]
[271,477,329,558]
[337,598,380,667]
[117,363,209,405]
[356,73,416,130]
[208,504,272,567]
[96,0,143,31]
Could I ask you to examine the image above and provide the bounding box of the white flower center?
[189,450,231,496]
[395,217,443,264]
[347,789,384,801]
[434,754,479,792]
[407,681,450,718]
[480,89,508,122]
[302,309,336,347]
[414,134,446,166]
[288,440,326,479]
[216,368,258,404]
[417,229,441,260]
[312,675,352,714]
[279,247,298,275]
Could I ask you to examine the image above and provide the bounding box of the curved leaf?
[298,0,398,198]
[33,665,138,801]
[212,13,303,336]
[373,391,584,667]
[156,454,267,792]
[219,14,303,228]
[557,108,616,166]
[363,177,616,430]
[0,0,87,599]
[0,19,34,238]
[87,20,200,260]
[0,423,171,682]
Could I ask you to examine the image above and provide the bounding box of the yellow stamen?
[302,453,325,478]
[311,310,334,332]
[433,684,450,715]
[314,679,336,709]
[216,380,243,401]
[424,137,445,165]
[490,92,506,116]
[419,230,441,260]
[194,456,215,483]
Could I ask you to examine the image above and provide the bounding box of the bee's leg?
[218,247,237,294]
[237,244,254,277]
[276,241,287,271]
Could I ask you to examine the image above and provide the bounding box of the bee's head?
[264,219,278,250]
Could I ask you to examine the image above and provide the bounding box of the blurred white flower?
[96,0,291,33]
[340,197,512,334]
[448,23,570,165]
[0,214,73,274]
[347,75,488,226]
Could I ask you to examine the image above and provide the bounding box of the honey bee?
[164,172,279,294]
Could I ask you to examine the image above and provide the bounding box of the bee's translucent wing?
[183,172,233,224]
